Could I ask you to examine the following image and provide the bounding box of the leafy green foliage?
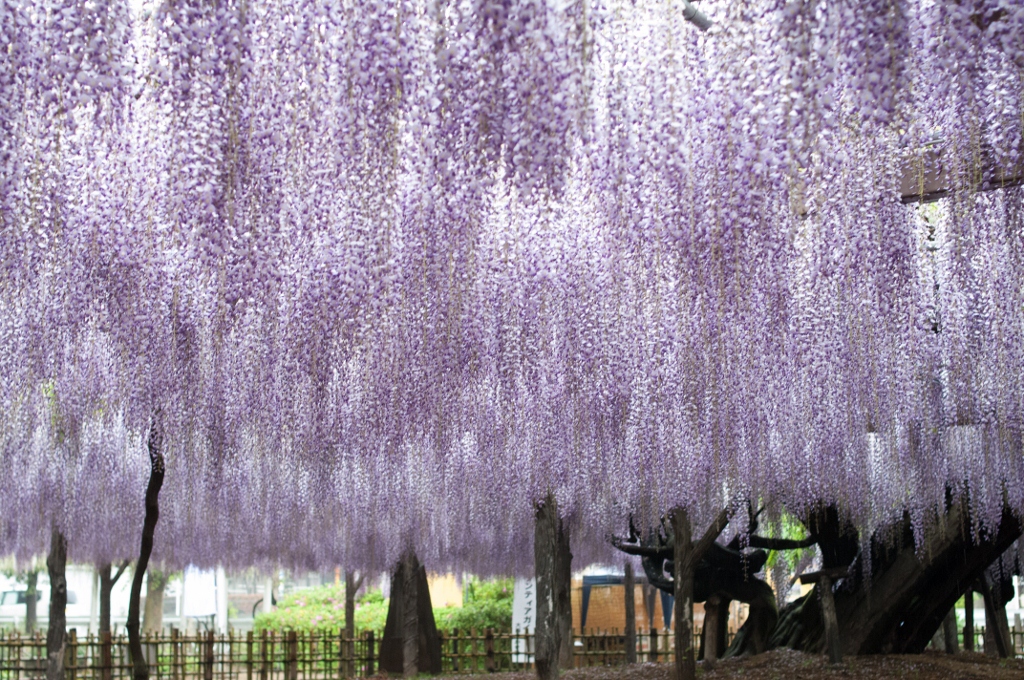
[253,586,388,634]
[764,514,811,571]
[352,590,389,632]
[252,577,514,634]
[435,578,513,633]
[463,577,513,605]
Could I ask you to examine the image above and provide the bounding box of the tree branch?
[127,417,165,680]
[609,536,670,558]
[693,508,730,561]
[746,535,817,551]
[111,560,131,586]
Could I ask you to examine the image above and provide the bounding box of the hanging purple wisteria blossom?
[0,0,1021,575]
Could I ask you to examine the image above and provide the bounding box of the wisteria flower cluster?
[0,0,1022,574]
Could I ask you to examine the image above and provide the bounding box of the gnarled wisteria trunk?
[126,423,165,680]
[45,529,67,680]
[380,553,441,676]
[618,499,1021,664]
[401,552,418,679]
[768,502,1022,656]
[533,495,574,680]
[344,571,363,677]
[555,515,573,671]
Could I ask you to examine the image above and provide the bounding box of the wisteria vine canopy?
[0,0,1022,574]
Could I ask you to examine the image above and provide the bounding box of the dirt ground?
[431,650,1024,679]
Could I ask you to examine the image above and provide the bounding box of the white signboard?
[181,566,217,618]
[511,578,536,663]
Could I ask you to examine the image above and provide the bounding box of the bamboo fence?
[0,625,1020,680]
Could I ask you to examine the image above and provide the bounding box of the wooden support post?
[942,608,959,654]
[286,631,298,680]
[623,564,636,665]
[799,569,846,665]
[259,631,268,680]
[306,634,313,680]
[650,628,657,663]
[964,589,974,652]
[100,632,113,680]
[702,595,721,667]
[979,573,1013,658]
[65,630,77,680]
[170,629,180,680]
[451,629,459,672]
[819,574,841,665]
[672,508,696,680]
[246,632,253,680]
[337,629,345,680]
[228,631,235,680]
[204,631,214,680]
[670,507,728,680]
[485,629,496,672]
[365,631,375,677]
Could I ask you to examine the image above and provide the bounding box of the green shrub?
[463,578,513,605]
[434,599,511,633]
[252,577,513,635]
[435,578,513,633]
[253,585,389,634]
[353,591,389,632]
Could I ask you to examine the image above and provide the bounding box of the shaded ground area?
[431,650,1024,680]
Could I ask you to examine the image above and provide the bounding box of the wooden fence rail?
[0,628,678,680]
[961,626,1024,657]
[0,626,1019,679]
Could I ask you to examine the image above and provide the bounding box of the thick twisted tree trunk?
[534,496,561,680]
[380,552,441,676]
[769,502,1022,655]
[127,421,165,680]
[344,570,360,640]
[46,529,68,680]
[555,516,573,670]
[401,552,419,678]
[344,570,363,677]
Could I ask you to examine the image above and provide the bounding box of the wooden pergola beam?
[900,144,1023,204]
